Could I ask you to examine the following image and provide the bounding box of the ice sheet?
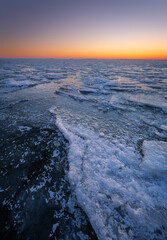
[56,116,167,240]
[141,140,167,172]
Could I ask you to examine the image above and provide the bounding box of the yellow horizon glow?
[1,47,167,59]
[1,35,167,59]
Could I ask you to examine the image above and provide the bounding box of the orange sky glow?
[0,0,167,59]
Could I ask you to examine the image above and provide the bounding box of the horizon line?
[0,57,167,60]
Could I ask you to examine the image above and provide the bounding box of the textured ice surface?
[56,117,167,240]
[18,126,32,132]
[125,94,167,113]
[6,79,36,88]
[1,59,167,240]
[141,140,167,172]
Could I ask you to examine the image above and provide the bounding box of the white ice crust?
[56,116,167,240]
[141,140,167,172]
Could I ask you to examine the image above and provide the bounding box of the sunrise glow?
[0,0,167,59]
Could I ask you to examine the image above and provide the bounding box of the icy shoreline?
[56,116,167,240]
[1,58,167,239]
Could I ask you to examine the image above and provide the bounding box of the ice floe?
[141,140,167,173]
[56,116,167,240]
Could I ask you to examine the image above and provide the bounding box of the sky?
[0,0,167,59]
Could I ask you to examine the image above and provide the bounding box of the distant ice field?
[0,59,167,240]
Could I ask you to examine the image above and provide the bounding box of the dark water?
[0,81,97,240]
[0,59,167,240]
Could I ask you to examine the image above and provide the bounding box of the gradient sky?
[0,0,167,58]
